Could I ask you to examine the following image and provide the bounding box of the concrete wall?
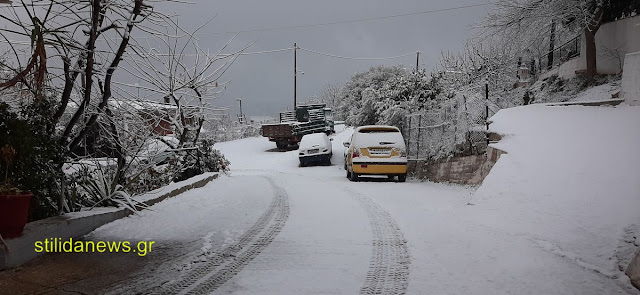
[0,174,218,270]
[408,146,506,185]
[538,57,583,80]
[621,51,640,106]
[594,15,640,74]
[538,15,640,80]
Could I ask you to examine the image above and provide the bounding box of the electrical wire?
[129,47,293,57]
[128,46,415,61]
[224,47,293,56]
[199,2,493,35]
[299,47,416,60]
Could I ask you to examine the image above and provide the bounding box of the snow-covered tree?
[335,65,450,129]
[335,65,406,126]
[0,0,238,216]
[483,0,639,83]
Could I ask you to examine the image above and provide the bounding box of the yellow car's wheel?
[398,174,407,182]
[350,171,359,182]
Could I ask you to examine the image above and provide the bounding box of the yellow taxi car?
[343,125,408,182]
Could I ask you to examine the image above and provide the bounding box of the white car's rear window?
[355,129,405,149]
[299,133,329,149]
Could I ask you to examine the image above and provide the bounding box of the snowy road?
[86,119,639,295]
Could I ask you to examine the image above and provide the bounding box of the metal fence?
[403,87,500,160]
[537,35,581,73]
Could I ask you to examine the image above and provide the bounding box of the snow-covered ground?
[527,77,622,105]
[83,103,640,294]
[474,103,640,292]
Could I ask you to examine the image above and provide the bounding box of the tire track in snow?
[346,187,411,295]
[153,176,290,295]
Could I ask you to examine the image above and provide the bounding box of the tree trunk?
[548,19,556,70]
[584,27,598,84]
[584,1,603,85]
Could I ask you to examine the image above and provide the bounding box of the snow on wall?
[622,51,640,106]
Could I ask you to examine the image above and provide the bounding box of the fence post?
[416,114,422,160]
[407,115,412,159]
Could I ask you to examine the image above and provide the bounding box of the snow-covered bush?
[335,65,407,126]
[77,166,143,213]
[173,138,230,182]
[334,66,448,129]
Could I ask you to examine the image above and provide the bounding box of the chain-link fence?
[403,86,500,160]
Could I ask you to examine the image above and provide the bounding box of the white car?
[298,133,333,166]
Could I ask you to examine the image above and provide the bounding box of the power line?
[299,47,416,61]
[127,46,416,61]
[238,47,292,55]
[198,2,493,35]
[135,47,293,57]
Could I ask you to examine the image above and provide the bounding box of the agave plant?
[77,162,148,214]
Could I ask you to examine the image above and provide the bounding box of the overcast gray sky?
[150,0,495,118]
[0,0,493,119]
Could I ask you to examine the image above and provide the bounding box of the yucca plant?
[78,162,148,214]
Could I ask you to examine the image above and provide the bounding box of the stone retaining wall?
[627,248,640,290]
[408,146,506,185]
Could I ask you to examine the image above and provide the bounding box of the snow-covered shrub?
[335,65,407,126]
[200,139,230,173]
[64,158,155,212]
[173,138,230,182]
[234,124,261,140]
[127,164,175,196]
[76,165,144,213]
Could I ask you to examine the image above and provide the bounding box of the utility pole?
[236,98,243,124]
[294,42,297,110]
[416,51,420,72]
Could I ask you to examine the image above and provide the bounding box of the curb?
[0,173,219,270]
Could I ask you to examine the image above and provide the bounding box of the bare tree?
[318,82,342,109]
[440,39,519,91]
[119,22,247,146]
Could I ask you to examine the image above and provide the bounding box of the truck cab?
[261,103,334,149]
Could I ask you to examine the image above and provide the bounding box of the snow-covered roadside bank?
[471,104,640,292]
